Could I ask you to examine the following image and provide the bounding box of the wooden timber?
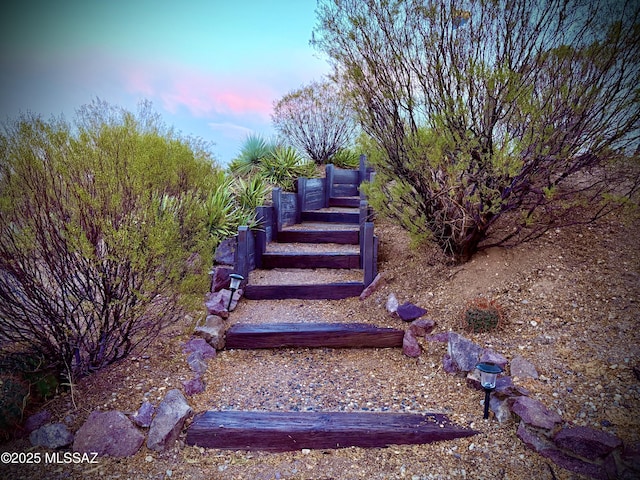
[224,322,404,349]
[185,410,478,452]
[260,252,360,269]
[276,229,358,245]
[244,282,364,300]
[301,210,359,224]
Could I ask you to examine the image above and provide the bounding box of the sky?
[0,0,331,165]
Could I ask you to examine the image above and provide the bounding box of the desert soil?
[1,211,639,480]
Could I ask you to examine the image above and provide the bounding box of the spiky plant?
[228,134,276,176]
[330,148,361,169]
[260,146,317,191]
[234,175,271,211]
[462,298,504,333]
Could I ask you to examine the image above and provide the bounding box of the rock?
[465,369,483,391]
[147,389,193,452]
[214,237,236,265]
[360,273,384,300]
[553,426,622,459]
[194,315,226,350]
[426,332,450,343]
[182,377,205,396]
[186,351,208,376]
[210,266,232,292]
[402,330,421,357]
[182,337,217,360]
[516,421,553,452]
[489,395,512,423]
[619,442,640,479]
[397,302,427,322]
[447,332,484,373]
[510,396,563,430]
[479,350,508,370]
[409,319,436,337]
[30,423,74,449]
[204,291,229,319]
[442,354,458,374]
[74,411,144,457]
[510,355,539,380]
[24,410,52,434]
[494,376,530,398]
[131,401,155,428]
[386,293,399,315]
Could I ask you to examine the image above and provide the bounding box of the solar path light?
[475,362,503,419]
[227,274,244,310]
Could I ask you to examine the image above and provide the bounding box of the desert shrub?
[259,146,318,192]
[462,298,504,333]
[0,373,29,439]
[330,148,361,169]
[228,134,276,176]
[0,99,220,380]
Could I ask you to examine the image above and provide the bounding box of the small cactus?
[462,298,504,333]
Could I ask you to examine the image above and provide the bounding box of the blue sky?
[0,0,330,164]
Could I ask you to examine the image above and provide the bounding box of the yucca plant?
[228,134,276,176]
[260,146,317,191]
[330,148,361,169]
[233,175,271,211]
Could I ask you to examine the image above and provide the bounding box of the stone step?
[185,410,478,452]
[224,322,404,349]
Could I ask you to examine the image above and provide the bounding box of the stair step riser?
[244,283,364,300]
[277,231,358,244]
[301,211,359,224]
[186,411,478,452]
[225,322,403,349]
[261,253,360,269]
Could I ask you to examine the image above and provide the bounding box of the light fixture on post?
[475,362,503,419]
[227,274,244,311]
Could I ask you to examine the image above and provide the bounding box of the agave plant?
[228,134,276,176]
[330,148,361,169]
[233,175,271,211]
[260,146,317,191]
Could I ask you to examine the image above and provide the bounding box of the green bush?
[0,99,220,380]
[260,146,318,192]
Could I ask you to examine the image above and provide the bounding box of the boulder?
[24,410,52,434]
[409,319,436,337]
[397,302,427,322]
[147,389,193,452]
[402,330,421,358]
[214,237,236,265]
[447,332,484,373]
[510,396,563,431]
[553,426,622,460]
[479,349,508,370]
[204,291,230,319]
[182,377,206,396]
[182,337,217,360]
[186,351,208,376]
[194,315,226,350]
[131,401,155,428]
[210,266,232,292]
[360,273,384,300]
[30,423,74,449]
[510,355,539,380]
[73,411,144,457]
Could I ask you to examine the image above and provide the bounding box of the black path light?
[475,362,503,419]
[227,274,244,310]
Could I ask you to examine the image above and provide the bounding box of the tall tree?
[314,0,640,261]
[272,80,357,164]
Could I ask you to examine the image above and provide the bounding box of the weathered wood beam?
[224,322,404,349]
[244,282,364,300]
[301,211,359,224]
[260,252,360,269]
[276,230,358,244]
[186,411,478,452]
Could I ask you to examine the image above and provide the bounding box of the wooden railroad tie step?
[301,210,359,224]
[186,410,478,452]
[244,282,364,300]
[261,252,360,269]
[224,322,404,349]
[276,229,358,244]
[328,196,361,208]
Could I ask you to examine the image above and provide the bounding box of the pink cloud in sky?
[123,62,276,120]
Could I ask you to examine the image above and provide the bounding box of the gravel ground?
[1,210,639,480]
